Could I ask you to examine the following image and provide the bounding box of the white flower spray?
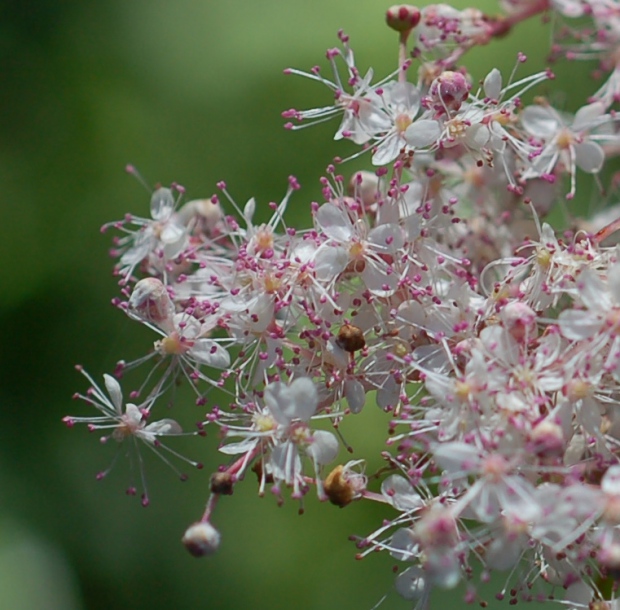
[66,2,620,608]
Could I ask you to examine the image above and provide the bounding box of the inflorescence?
[66,2,620,608]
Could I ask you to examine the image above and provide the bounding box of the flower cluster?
[66,2,620,608]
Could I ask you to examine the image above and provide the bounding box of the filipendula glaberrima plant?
[65,2,620,607]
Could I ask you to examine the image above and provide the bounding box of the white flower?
[109,187,187,280]
[219,378,339,499]
[519,101,613,198]
[64,368,197,505]
[314,200,406,296]
[370,81,422,165]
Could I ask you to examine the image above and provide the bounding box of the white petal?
[578,268,611,312]
[323,338,349,369]
[381,474,423,511]
[390,529,418,561]
[479,325,519,366]
[247,294,275,333]
[218,438,258,455]
[465,123,490,149]
[395,567,427,601]
[218,437,258,455]
[387,81,420,111]
[243,197,256,224]
[189,340,231,369]
[404,119,441,148]
[314,245,348,281]
[344,379,366,413]
[315,203,353,242]
[558,310,602,340]
[574,141,604,173]
[160,221,185,245]
[413,345,451,374]
[362,262,399,295]
[173,314,201,339]
[563,581,594,607]
[270,442,300,485]
[124,403,143,427]
[573,102,605,130]
[367,223,404,253]
[609,264,620,304]
[104,374,123,414]
[485,536,524,571]
[520,105,561,138]
[264,382,292,425]
[150,187,175,221]
[265,378,318,424]
[144,418,182,436]
[288,378,319,421]
[377,375,399,408]
[433,442,480,474]
[306,430,339,465]
[371,133,402,166]
[602,465,620,495]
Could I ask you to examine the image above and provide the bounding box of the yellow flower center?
[253,413,277,432]
[535,247,552,269]
[556,128,574,150]
[395,113,413,133]
[158,332,190,355]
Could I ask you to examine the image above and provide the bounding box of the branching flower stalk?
[66,2,620,608]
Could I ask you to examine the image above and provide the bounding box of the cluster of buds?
[66,2,620,608]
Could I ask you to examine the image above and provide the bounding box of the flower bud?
[386,5,421,32]
[428,71,471,115]
[210,471,234,495]
[128,278,174,327]
[529,420,564,458]
[348,171,379,213]
[178,198,224,230]
[182,521,221,557]
[500,301,537,343]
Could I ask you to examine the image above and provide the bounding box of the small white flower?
[64,368,199,505]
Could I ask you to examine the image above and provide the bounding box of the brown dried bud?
[210,471,234,495]
[386,5,421,32]
[252,460,274,484]
[324,465,355,507]
[336,323,366,353]
[182,521,221,557]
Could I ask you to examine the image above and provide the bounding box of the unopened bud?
[210,471,234,495]
[349,171,379,212]
[428,71,471,115]
[128,278,174,327]
[182,521,221,557]
[386,5,421,32]
[500,301,537,343]
[178,198,224,230]
[530,420,564,458]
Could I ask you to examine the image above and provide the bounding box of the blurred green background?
[0,1,599,609]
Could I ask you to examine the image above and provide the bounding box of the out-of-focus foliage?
[0,1,592,608]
